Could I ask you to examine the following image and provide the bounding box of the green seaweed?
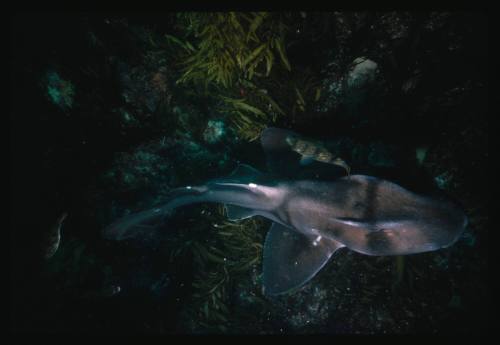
[169,204,266,333]
[166,12,294,141]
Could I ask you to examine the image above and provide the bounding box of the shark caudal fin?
[102,186,208,241]
[262,223,345,296]
[102,207,169,241]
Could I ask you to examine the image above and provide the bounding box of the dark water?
[10,12,488,334]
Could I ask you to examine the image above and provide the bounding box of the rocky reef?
[10,12,488,335]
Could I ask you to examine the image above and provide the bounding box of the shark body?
[103,128,467,295]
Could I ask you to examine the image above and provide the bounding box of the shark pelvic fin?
[224,204,257,221]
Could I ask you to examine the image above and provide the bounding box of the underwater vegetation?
[166,12,321,141]
[170,207,267,333]
[203,119,226,144]
[173,12,291,88]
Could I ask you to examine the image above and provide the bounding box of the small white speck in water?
[153,208,161,213]
[186,186,192,189]
[248,183,257,188]
[312,235,322,246]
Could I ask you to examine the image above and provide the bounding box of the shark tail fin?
[102,186,207,241]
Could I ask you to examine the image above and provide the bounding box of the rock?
[203,120,226,144]
[43,70,75,111]
[367,142,397,168]
[114,52,173,131]
[434,171,453,190]
[318,57,379,118]
[448,295,462,309]
[151,273,171,298]
[270,284,331,332]
[117,61,164,114]
[347,58,379,89]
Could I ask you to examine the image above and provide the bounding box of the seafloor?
[10,12,488,334]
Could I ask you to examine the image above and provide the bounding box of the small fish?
[285,134,351,175]
[43,212,67,259]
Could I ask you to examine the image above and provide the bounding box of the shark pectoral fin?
[263,223,345,296]
[299,156,315,166]
[224,204,257,221]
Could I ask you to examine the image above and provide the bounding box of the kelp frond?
[174,12,290,87]
[171,204,266,333]
[166,12,293,141]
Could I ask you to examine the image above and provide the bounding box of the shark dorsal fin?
[229,164,262,179]
[260,127,302,177]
